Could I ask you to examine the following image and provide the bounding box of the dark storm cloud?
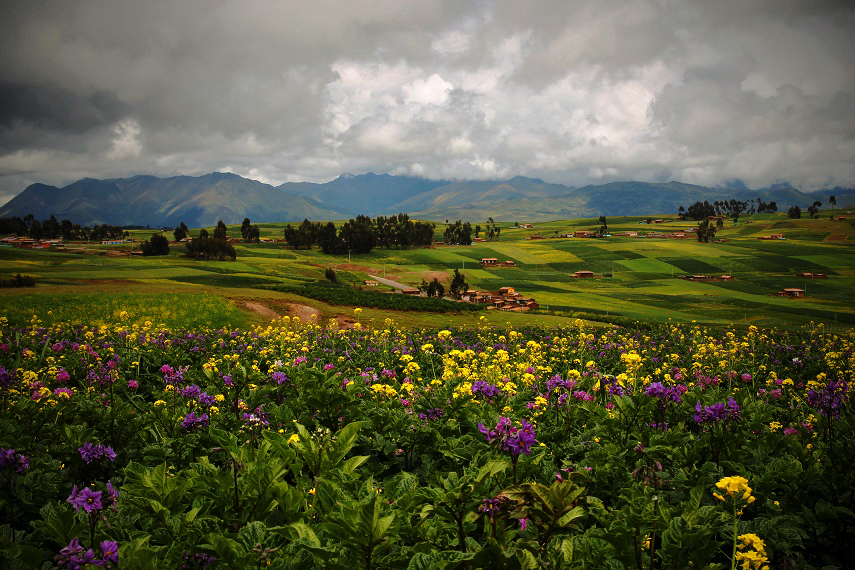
[0,0,853,201]
[0,82,127,137]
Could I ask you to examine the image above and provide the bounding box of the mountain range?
[1,171,851,228]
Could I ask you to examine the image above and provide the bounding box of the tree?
[808,201,822,219]
[173,222,188,242]
[426,277,445,298]
[213,220,228,240]
[598,215,608,236]
[788,206,802,219]
[829,195,837,219]
[141,233,170,256]
[696,220,716,243]
[324,268,337,283]
[199,228,209,238]
[449,269,468,298]
[241,218,252,240]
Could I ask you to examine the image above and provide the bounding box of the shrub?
[0,273,36,288]
[184,237,236,261]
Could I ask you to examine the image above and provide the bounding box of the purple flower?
[181,384,201,399]
[0,367,15,388]
[180,552,217,569]
[100,541,118,565]
[0,448,29,473]
[807,379,849,419]
[471,380,502,400]
[68,486,103,513]
[197,392,216,407]
[182,412,209,432]
[480,417,537,456]
[243,405,269,427]
[271,371,288,385]
[126,379,138,390]
[78,443,116,464]
[693,398,740,424]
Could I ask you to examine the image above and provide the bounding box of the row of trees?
[284,214,436,255]
[443,220,472,245]
[678,198,778,222]
[0,214,125,242]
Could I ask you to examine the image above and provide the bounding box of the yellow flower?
[154,400,167,407]
[715,475,752,500]
[287,434,300,445]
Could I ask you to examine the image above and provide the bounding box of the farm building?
[572,270,595,278]
[101,240,124,245]
[525,235,545,240]
[480,258,499,266]
[363,280,378,286]
[796,272,828,279]
[776,288,805,298]
[681,275,734,282]
[618,231,638,237]
[574,230,595,238]
[759,234,785,240]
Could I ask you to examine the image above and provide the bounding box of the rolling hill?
[0,172,349,228]
[1,171,851,227]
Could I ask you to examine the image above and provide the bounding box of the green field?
[1,212,854,329]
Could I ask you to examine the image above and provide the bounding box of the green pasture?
[1,213,854,330]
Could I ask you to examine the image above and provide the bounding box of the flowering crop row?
[0,313,852,569]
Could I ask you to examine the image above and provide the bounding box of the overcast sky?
[1,0,853,203]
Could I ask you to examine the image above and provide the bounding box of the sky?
[1,0,854,204]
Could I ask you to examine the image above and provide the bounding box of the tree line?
[283,214,436,254]
[0,214,125,241]
[677,198,778,222]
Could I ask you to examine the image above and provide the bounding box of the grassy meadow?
[1,212,854,330]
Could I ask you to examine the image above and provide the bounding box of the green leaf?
[476,459,510,483]
[40,503,85,547]
[558,505,586,527]
[517,548,539,570]
[341,454,369,474]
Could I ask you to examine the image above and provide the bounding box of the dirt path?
[243,301,280,321]
[366,274,416,290]
[241,301,322,323]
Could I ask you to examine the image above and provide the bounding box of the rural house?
[776,288,805,298]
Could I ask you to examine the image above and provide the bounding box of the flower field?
[0,313,852,569]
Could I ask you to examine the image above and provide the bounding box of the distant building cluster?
[0,237,58,249]
[680,274,734,282]
[458,286,539,312]
[479,258,517,267]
